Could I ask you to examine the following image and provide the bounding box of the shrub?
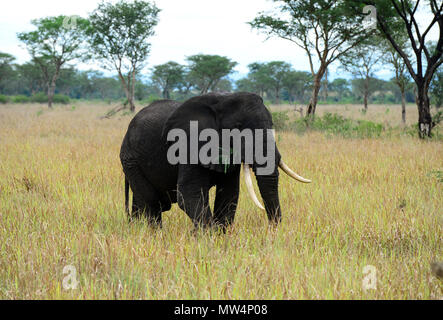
[271,111,290,131]
[291,112,384,138]
[31,92,48,103]
[30,93,70,104]
[140,94,162,106]
[0,94,10,104]
[12,95,30,103]
[52,94,70,104]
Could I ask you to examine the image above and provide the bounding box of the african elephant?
[119,92,310,229]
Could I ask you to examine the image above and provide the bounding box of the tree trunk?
[401,88,406,124]
[47,81,56,109]
[416,83,433,138]
[275,87,280,105]
[363,76,369,112]
[306,72,322,117]
[363,92,369,112]
[163,87,170,99]
[129,70,136,112]
[47,66,60,109]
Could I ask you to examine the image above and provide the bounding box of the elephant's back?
[120,100,181,193]
[123,99,180,152]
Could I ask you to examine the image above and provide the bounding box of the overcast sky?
[0,0,439,81]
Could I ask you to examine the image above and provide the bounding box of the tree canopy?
[17,15,89,108]
[250,0,374,116]
[86,0,160,111]
[186,54,237,94]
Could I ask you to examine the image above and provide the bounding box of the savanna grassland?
[0,102,441,299]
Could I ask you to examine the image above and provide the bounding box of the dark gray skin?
[120,92,282,229]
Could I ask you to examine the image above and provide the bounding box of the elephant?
[119,92,310,230]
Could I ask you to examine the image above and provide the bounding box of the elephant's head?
[163,92,310,223]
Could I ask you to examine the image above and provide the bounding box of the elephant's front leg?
[177,165,212,228]
[213,166,240,231]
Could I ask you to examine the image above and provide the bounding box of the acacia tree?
[186,54,237,94]
[340,41,384,111]
[15,62,46,95]
[246,62,272,98]
[263,61,291,104]
[353,0,443,137]
[0,53,16,94]
[87,0,160,112]
[282,70,313,104]
[250,0,372,117]
[152,61,185,99]
[381,36,411,123]
[18,16,89,108]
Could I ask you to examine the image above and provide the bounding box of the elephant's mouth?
[243,161,311,211]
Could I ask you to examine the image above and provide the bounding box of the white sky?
[0,0,439,81]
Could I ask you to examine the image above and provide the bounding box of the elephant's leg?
[177,165,212,228]
[213,166,241,231]
[124,165,162,227]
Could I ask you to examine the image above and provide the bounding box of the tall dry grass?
[0,102,441,299]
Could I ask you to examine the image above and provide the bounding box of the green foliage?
[151,61,185,99]
[271,111,290,130]
[86,0,160,110]
[140,94,162,106]
[12,95,30,103]
[52,94,70,104]
[430,68,443,108]
[17,15,90,108]
[428,170,443,183]
[292,113,384,138]
[87,0,159,69]
[404,122,443,141]
[31,92,48,103]
[17,16,89,58]
[29,93,70,104]
[432,111,443,127]
[186,54,237,94]
[0,52,16,94]
[0,94,10,104]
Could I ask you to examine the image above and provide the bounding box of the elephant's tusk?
[279,160,312,183]
[243,163,265,211]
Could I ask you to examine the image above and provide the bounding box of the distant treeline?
[0,54,421,106]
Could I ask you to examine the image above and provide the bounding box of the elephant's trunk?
[255,166,281,224]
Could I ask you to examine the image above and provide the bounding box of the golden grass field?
[0,102,441,299]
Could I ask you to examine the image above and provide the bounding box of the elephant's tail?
[124,176,129,214]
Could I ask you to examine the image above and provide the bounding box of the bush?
[30,93,70,104]
[140,94,162,106]
[291,112,384,138]
[0,94,10,104]
[271,111,290,131]
[52,94,70,104]
[31,92,48,103]
[12,95,30,103]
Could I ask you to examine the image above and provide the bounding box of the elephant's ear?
[162,95,230,173]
